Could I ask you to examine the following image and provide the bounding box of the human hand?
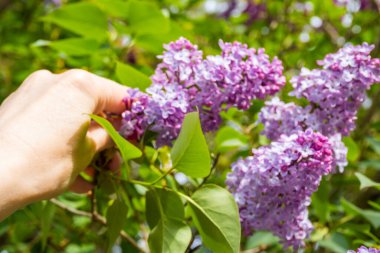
[0,69,126,220]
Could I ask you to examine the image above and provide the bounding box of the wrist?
[0,134,38,220]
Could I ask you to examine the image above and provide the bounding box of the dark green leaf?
[89,115,142,162]
[186,184,241,253]
[341,198,380,228]
[42,2,108,39]
[366,137,380,155]
[41,202,56,250]
[106,198,128,252]
[115,62,151,91]
[171,112,211,178]
[145,189,184,229]
[146,189,190,253]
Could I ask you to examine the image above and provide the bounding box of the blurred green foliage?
[1,0,380,252]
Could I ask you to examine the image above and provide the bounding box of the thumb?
[86,122,113,153]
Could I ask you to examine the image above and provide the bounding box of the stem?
[150,167,175,185]
[50,198,147,253]
[198,153,220,188]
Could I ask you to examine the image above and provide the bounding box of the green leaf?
[93,0,129,18]
[115,62,151,91]
[148,218,191,253]
[319,232,349,253]
[355,172,380,190]
[145,189,184,229]
[42,2,108,39]
[41,202,56,250]
[146,189,191,253]
[342,137,360,162]
[186,184,241,253]
[127,0,169,35]
[171,112,211,178]
[106,197,128,252]
[366,137,380,155]
[311,178,331,223]
[89,115,142,162]
[34,38,101,56]
[244,231,279,250]
[341,198,380,229]
[215,126,248,153]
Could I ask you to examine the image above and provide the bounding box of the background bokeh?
[0,0,379,252]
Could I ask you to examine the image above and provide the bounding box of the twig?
[50,198,147,253]
[198,153,220,188]
[322,20,340,44]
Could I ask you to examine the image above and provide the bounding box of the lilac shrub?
[226,130,333,248]
[121,38,285,146]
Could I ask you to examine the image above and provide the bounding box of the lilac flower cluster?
[259,43,380,172]
[226,130,333,248]
[121,37,285,146]
[348,246,380,253]
[291,43,380,136]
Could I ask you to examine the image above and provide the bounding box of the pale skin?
[0,69,127,221]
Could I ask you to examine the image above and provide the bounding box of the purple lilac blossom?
[226,130,333,248]
[145,84,191,147]
[257,97,307,140]
[290,43,380,136]
[258,97,348,172]
[121,88,150,141]
[214,41,286,110]
[121,37,285,146]
[348,246,380,253]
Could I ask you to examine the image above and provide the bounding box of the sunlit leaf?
[89,115,142,163]
[42,2,108,39]
[355,172,380,190]
[171,112,211,178]
[115,61,151,90]
[185,184,241,253]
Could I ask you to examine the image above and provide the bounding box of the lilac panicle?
[348,246,380,253]
[226,130,333,249]
[198,40,285,111]
[290,43,380,136]
[258,97,348,172]
[121,37,285,146]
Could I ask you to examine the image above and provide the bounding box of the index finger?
[62,69,128,114]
